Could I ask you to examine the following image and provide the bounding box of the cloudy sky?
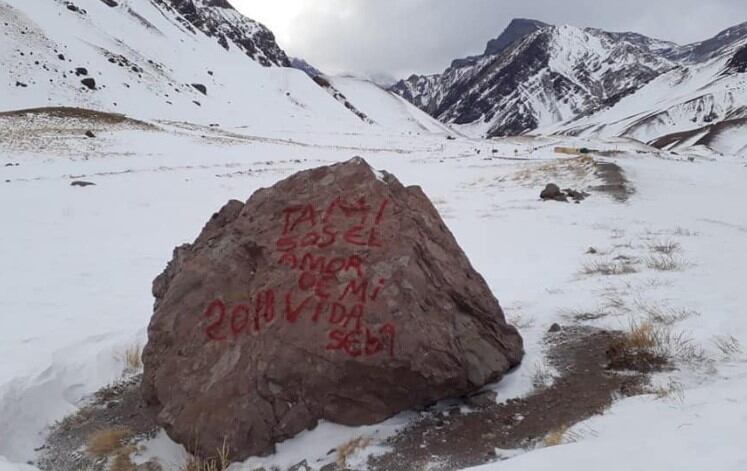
[234,0,747,80]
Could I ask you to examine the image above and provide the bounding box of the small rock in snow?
[540,183,567,202]
[191,83,207,95]
[80,78,96,90]
[564,188,589,201]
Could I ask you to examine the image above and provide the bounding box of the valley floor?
[1,111,746,470]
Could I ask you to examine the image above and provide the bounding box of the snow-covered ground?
[1,118,746,470]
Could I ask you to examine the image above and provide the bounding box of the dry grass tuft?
[531,361,554,389]
[582,258,638,276]
[650,379,685,403]
[602,295,628,312]
[543,426,568,447]
[561,295,631,322]
[608,319,706,373]
[116,343,143,375]
[86,426,133,457]
[110,448,138,471]
[562,308,609,322]
[625,321,657,351]
[713,335,743,358]
[508,313,536,330]
[182,457,227,471]
[634,299,699,326]
[610,228,631,240]
[646,254,687,272]
[182,440,231,471]
[612,239,634,249]
[336,436,371,467]
[543,425,585,447]
[672,226,697,237]
[625,320,704,364]
[647,239,681,255]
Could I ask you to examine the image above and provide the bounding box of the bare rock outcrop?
[142,157,523,460]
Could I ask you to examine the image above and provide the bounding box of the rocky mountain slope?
[551,29,747,154]
[726,44,747,73]
[391,19,547,116]
[391,19,747,147]
[290,57,323,78]
[0,0,442,133]
[152,0,290,67]
[671,21,747,63]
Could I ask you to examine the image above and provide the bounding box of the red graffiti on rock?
[203,197,397,358]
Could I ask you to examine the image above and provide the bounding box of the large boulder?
[142,157,523,460]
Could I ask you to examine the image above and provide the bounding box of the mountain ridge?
[391,18,747,142]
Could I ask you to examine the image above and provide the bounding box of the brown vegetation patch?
[0,107,153,127]
[86,426,133,457]
[37,376,158,471]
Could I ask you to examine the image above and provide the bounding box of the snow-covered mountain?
[391,21,677,137]
[551,29,747,154]
[0,0,444,134]
[671,21,747,63]
[391,19,747,147]
[390,19,547,117]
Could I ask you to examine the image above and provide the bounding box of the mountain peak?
[446,18,548,69]
[483,18,549,56]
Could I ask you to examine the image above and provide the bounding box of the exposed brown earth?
[648,117,747,150]
[36,376,159,471]
[37,325,653,471]
[365,326,648,471]
[591,161,634,202]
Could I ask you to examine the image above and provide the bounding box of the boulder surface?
[142,157,523,459]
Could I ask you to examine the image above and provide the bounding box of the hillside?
[0,0,445,134]
[548,35,747,154]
